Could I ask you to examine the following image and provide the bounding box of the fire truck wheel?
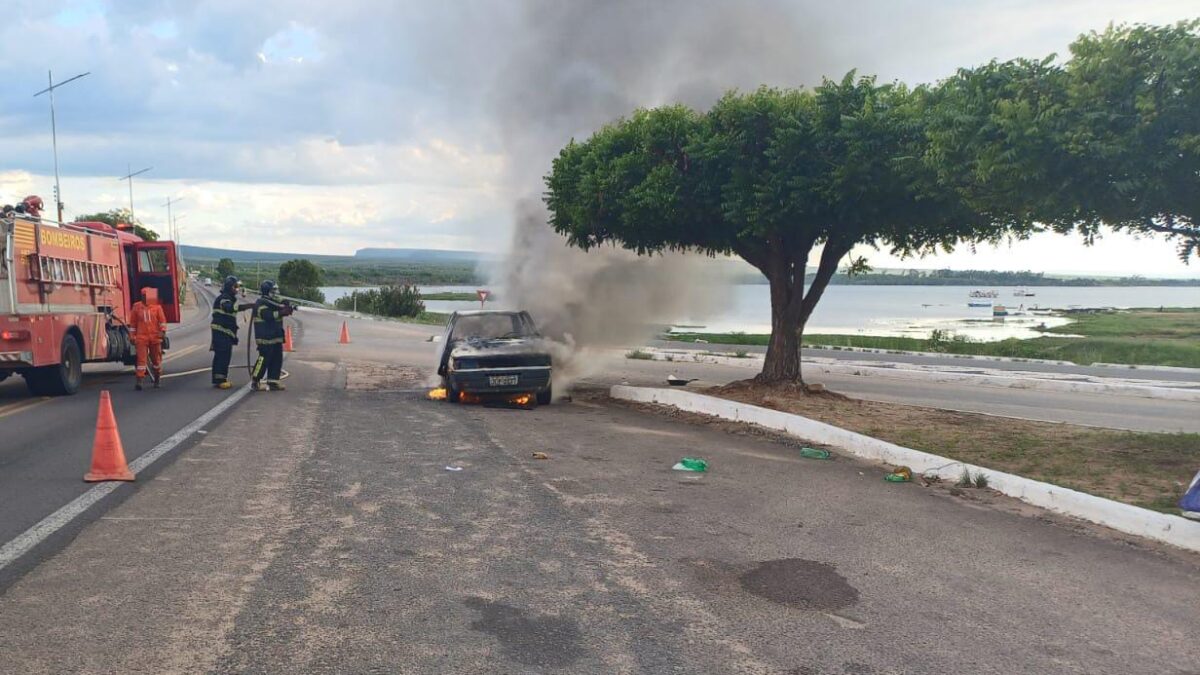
[25,334,83,396]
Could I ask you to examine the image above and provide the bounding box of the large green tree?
[546,21,1198,384]
[74,208,159,242]
[215,258,236,279]
[278,258,326,303]
[546,79,1012,382]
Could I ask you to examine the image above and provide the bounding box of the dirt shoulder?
[708,381,1198,513]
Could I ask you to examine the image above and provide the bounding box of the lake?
[320,284,1200,341]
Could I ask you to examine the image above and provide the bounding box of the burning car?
[436,310,553,405]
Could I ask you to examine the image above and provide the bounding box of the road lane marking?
[0,398,52,419]
[164,344,203,362]
[0,384,252,571]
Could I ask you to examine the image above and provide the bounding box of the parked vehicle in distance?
[436,310,553,405]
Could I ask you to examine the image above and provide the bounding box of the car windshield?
[451,313,533,341]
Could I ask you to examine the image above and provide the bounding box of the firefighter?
[210,275,241,389]
[129,287,168,390]
[251,280,293,391]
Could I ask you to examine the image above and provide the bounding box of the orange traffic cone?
[84,391,135,482]
[338,321,351,344]
[283,325,294,352]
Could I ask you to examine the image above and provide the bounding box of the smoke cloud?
[490,0,829,389]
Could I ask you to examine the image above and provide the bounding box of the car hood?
[449,336,550,357]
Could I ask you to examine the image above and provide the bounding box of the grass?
[394,311,451,326]
[626,349,654,360]
[420,292,491,302]
[664,308,1200,368]
[713,384,1199,513]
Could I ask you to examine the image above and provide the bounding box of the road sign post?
[476,289,490,309]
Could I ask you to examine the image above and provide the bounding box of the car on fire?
[436,310,553,405]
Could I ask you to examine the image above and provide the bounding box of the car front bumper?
[448,366,552,394]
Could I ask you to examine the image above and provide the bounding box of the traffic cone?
[339,321,351,344]
[84,391,135,482]
[283,325,294,352]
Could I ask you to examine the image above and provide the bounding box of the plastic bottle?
[673,457,709,472]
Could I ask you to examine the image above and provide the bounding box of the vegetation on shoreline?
[185,257,480,287]
[421,291,492,301]
[665,308,1200,368]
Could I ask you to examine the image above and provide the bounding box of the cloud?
[0,0,1194,274]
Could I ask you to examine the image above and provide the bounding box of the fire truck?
[0,204,181,395]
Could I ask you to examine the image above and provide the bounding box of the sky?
[0,0,1196,277]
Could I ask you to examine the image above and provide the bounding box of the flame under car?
[436,310,553,405]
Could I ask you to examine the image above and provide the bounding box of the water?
[321,284,1200,341]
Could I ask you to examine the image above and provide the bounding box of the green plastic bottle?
[673,457,709,472]
[799,447,831,460]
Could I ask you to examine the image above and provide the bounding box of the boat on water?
[967,301,992,307]
[969,289,999,298]
[993,304,1009,317]
[1014,289,1037,297]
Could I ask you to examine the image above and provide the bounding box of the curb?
[610,385,1200,554]
[635,348,1200,403]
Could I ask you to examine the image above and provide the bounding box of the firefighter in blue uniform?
[210,275,242,389]
[252,280,293,391]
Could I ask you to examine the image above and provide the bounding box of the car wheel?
[536,386,552,406]
[444,378,459,404]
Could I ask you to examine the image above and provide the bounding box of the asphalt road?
[649,338,1200,384]
[0,284,252,570]
[0,309,1196,674]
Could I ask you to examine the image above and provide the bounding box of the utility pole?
[33,70,90,223]
[118,164,152,225]
[162,196,184,241]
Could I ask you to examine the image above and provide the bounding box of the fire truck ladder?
[30,254,118,289]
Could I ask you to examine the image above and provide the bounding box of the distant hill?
[179,245,350,263]
[354,247,488,263]
[180,244,489,265]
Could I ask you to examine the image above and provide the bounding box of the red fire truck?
[1,206,181,395]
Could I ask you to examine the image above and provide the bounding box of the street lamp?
[118,164,152,225]
[33,70,90,223]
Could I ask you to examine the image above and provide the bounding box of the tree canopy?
[216,258,236,279]
[277,258,326,303]
[74,209,159,242]
[544,21,1199,383]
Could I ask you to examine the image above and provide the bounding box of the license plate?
[489,375,519,386]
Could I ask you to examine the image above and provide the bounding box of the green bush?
[334,284,425,318]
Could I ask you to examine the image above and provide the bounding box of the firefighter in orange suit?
[129,287,168,390]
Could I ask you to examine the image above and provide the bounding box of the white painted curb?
[611,385,1200,554]
[635,348,1200,403]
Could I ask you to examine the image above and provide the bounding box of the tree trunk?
[756,249,805,383]
[750,237,849,385]
[759,283,802,381]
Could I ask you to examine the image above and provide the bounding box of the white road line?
[0,384,253,571]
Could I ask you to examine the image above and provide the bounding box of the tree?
[925,21,1199,259]
[216,258,236,279]
[1064,21,1199,259]
[277,258,326,303]
[546,79,1007,383]
[74,209,159,242]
